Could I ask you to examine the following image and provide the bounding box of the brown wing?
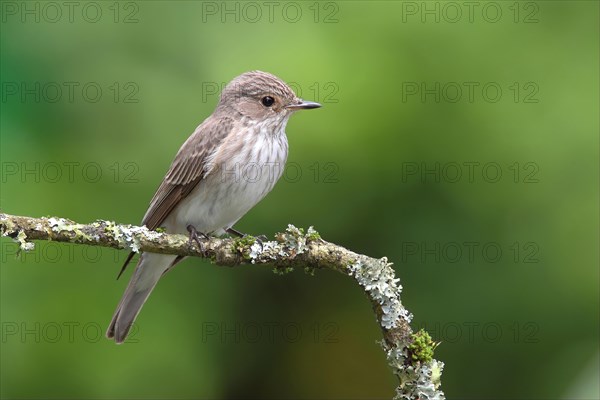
[117,116,233,279]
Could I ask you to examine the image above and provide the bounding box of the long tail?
[106,253,177,344]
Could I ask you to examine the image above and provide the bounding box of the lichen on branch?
[0,212,445,400]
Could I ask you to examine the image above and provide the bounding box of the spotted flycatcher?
[106,71,321,343]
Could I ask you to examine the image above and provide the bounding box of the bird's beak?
[286,99,322,110]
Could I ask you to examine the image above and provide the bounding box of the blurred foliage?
[1,1,598,399]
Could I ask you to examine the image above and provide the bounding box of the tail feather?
[106,253,177,344]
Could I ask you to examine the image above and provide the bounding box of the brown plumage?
[106,71,321,343]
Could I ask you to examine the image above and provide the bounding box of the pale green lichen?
[277,225,319,256]
[276,224,309,256]
[348,257,412,329]
[249,240,277,261]
[0,216,35,252]
[101,220,163,252]
[118,224,163,253]
[246,225,319,265]
[48,217,94,242]
[0,215,16,236]
[383,341,445,400]
[430,360,443,389]
[15,230,35,252]
[103,220,126,246]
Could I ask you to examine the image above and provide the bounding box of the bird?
[106,71,321,343]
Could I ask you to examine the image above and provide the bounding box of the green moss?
[407,329,438,363]
[306,230,321,242]
[155,227,166,233]
[272,266,294,275]
[231,235,256,259]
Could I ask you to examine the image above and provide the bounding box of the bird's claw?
[187,225,209,256]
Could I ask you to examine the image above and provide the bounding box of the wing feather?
[117,116,233,278]
[142,116,233,229]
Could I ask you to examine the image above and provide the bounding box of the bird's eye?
[261,96,275,107]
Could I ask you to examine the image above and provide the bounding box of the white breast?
[166,124,289,235]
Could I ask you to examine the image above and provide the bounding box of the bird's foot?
[187,225,210,256]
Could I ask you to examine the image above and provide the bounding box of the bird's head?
[216,71,321,125]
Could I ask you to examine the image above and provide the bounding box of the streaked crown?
[215,71,321,120]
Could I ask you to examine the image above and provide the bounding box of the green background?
[1,1,598,399]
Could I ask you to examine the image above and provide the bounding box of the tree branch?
[0,212,445,400]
